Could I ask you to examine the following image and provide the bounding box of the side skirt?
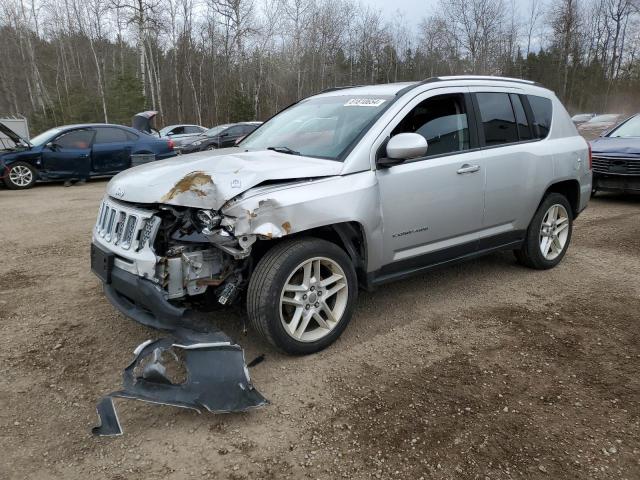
[366,230,525,288]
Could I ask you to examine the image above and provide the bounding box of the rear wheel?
[247,238,358,355]
[514,193,573,269]
[4,162,36,189]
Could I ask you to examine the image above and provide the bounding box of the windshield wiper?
[267,146,300,156]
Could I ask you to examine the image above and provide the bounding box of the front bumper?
[102,266,188,330]
[593,173,640,193]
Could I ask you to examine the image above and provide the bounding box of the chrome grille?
[95,198,157,251]
[592,155,640,175]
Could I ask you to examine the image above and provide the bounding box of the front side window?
[55,129,94,149]
[528,95,553,139]
[476,93,519,146]
[225,126,244,136]
[391,93,470,157]
[240,95,394,160]
[169,127,186,135]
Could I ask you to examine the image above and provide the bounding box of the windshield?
[205,125,230,137]
[588,114,619,123]
[608,115,640,138]
[30,128,63,146]
[240,95,394,160]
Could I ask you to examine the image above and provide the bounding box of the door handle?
[457,164,480,174]
[79,154,89,158]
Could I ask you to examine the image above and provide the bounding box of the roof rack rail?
[319,85,364,93]
[432,75,544,87]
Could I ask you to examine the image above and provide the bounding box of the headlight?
[193,140,202,146]
[195,209,222,233]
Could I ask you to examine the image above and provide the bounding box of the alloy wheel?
[539,204,569,260]
[9,165,33,187]
[279,256,349,342]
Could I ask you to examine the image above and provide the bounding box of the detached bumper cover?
[93,329,269,436]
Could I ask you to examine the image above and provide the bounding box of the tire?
[247,238,358,355]
[206,144,218,151]
[514,193,573,270]
[4,161,37,189]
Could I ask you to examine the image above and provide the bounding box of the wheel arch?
[250,221,369,286]
[542,179,580,218]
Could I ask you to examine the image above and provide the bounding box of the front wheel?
[4,162,37,189]
[514,193,573,269]
[247,238,358,355]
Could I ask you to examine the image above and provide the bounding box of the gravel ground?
[0,180,639,480]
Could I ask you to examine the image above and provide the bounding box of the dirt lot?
[1,181,639,480]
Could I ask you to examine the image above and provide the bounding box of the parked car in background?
[92,76,591,355]
[571,113,596,125]
[179,122,262,154]
[591,113,640,194]
[578,113,625,140]
[158,124,208,149]
[0,123,176,189]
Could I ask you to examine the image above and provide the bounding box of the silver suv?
[91,76,592,355]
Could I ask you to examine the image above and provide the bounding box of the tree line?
[0,0,639,134]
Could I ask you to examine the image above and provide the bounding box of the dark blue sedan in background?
[0,123,176,189]
[590,114,640,195]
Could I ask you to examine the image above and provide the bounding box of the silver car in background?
[91,76,591,355]
[158,124,208,149]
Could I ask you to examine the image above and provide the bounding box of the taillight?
[167,138,175,150]
[588,143,592,170]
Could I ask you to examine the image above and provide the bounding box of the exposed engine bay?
[151,205,255,307]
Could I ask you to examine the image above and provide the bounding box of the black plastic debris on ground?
[92,327,268,436]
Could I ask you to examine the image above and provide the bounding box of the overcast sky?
[361,0,536,36]
[363,0,440,30]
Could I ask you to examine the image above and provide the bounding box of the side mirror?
[378,133,428,167]
[46,141,58,151]
[220,132,229,137]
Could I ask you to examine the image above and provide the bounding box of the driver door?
[41,128,95,179]
[375,88,487,273]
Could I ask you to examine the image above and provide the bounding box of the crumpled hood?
[107,148,343,209]
[591,137,640,156]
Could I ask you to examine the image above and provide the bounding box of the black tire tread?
[515,193,573,270]
[247,237,355,353]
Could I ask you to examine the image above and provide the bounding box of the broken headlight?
[194,209,222,234]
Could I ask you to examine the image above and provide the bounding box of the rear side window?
[510,94,532,141]
[184,126,203,134]
[476,93,519,146]
[527,95,553,139]
[95,127,129,144]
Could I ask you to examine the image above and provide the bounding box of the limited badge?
[344,98,386,107]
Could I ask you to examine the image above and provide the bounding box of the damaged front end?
[93,327,268,436]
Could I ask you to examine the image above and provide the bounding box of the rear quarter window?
[527,95,553,139]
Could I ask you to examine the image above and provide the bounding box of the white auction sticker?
[344,98,386,107]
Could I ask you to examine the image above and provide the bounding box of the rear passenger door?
[470,88,552,238]
[92,127,137,174]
